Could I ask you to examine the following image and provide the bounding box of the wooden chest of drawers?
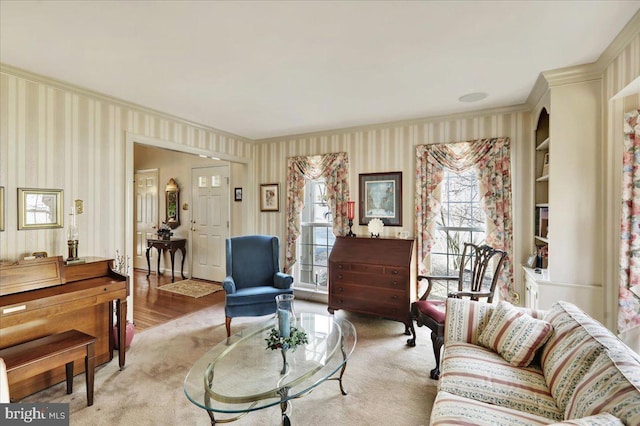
[328,237,416,343]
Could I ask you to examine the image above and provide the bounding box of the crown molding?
[0,62,254,144]
[526,73,549,110]
[541,63,602,87]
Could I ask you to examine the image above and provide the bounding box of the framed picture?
[18,188,64,230]
[526,253,537,268]
[234,187,243,202]
[260,183,279,212]
[32,251,48,259]
[0,186,4,232]
[359,172,402,226]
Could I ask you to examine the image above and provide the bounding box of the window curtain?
[415,137,515,301]
[619,110,640,335]
[285,152,350,273]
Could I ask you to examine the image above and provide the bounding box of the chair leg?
[225,316,232,338]
[430,330,444,380]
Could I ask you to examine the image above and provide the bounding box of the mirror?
[165,178,180,229]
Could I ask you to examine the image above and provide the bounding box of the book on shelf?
[540,152,549,177]
[535,206,549,238]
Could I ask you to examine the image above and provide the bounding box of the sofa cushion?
[547,413,624,425]
[478,300,553,367]
[430,391,553,426]
[439,342,563,421]
[564,347,640,424]
[541,302,607,413]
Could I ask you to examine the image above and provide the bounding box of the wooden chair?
[408,242,507,379]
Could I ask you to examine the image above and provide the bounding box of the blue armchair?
[223,235,294,338]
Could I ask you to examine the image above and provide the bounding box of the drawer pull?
[3,305,26,314]
[337,274,343,280]
[337,287,343,293]
[391,295,399,300]
[392,281,398,286]
[338,264,344,269]
[391,270,399,275]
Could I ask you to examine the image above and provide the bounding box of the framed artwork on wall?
[18,188,64,230]
[260,183,279,212]
[359,172,402,226]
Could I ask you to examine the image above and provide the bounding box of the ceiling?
[1,1,638,140]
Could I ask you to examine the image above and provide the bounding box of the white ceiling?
[1,1,638,140]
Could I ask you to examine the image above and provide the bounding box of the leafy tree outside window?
[430,168,486,297]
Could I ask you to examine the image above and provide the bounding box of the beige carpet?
[158,279,223,298]
[22,299,437,425]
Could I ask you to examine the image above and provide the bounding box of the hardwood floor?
[131,268,225,332]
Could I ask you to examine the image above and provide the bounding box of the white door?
[191,165,229,282]
[134,169,158,270]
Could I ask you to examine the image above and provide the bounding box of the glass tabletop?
[183,313,357,416]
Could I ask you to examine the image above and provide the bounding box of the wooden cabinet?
[328,237,416,343]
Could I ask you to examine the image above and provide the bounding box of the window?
[296,179,335,292]
[430,168,486,295]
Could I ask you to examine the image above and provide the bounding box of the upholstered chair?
[409,242,507,379]
[223,235,294,338]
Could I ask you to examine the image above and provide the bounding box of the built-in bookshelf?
[534,109,549,270]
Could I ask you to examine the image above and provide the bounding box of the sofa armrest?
[222,276,236,294]
[274,272,294,289]
[444,298,496,346]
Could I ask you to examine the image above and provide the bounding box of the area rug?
[23,299,437,425]
[158,279,223,298]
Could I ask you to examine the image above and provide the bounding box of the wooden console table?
[146,238,187,282]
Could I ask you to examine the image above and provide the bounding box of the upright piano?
[0,256,128,400]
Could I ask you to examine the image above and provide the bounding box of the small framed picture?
[526,253,537,268]
[260,183,279,212]
[234,187,243,202]
[18,188,64,230]
[32,251,48,259]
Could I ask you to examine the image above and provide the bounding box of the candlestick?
[346,201,356,237]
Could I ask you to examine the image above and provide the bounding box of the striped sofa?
[430,298,640,425]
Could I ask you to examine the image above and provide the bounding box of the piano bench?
[0,330,96,406]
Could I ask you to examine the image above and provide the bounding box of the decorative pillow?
[478,300,553,367]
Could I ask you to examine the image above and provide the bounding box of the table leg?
[169,249,176,282]
[146,247,151,278]
[157,248,162,276]
[327,334,349,395]
[278,387,291,426]
[180,247,187,279]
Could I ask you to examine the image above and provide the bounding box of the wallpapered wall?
[602,31,640,334]
[252,110,532,294]
[0,66,253,263]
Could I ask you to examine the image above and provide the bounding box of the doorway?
[191,165,229,282]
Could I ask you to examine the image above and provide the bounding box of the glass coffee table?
[184,313,356,425]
